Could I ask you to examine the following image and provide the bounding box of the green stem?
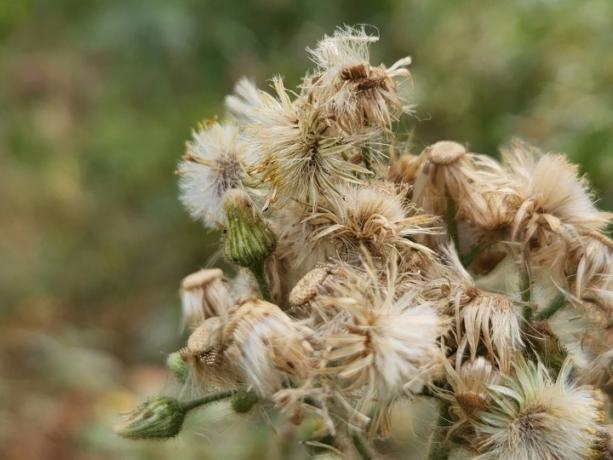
[460,244,480,268]
[351,433,373,460]
[427,400,452,460]
[251,263,272,301]
[535,293,566,321]
[520,260,533,321]
[446,195,459,252]
[181,390,235,412]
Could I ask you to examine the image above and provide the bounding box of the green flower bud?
[231,389,259,414]
[166,352,188,383]
[115,397,186,440]
[223,189,276,270]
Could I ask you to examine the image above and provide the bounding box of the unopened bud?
[223,189,276,269]
[231,389,259,414]
[166,352,188,383]
[115,397,186,440]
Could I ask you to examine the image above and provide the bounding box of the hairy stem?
[251,263,272,301]
[535,293,566,321]
[428,400,452,460]
[181,390,236,412]
[351,433,373,460]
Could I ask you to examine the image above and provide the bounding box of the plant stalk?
[251,263,272,301]
[181,390,236,412]
[535,293,566,321]
[351,433,373,460]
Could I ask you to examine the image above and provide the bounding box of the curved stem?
[251,263,272,301]
[181,390,235,412]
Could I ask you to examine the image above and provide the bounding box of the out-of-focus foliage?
[0,0,611,458]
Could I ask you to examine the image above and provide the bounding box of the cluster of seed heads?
[117,26,613,460]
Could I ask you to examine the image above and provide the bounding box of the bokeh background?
[1,0,612,459]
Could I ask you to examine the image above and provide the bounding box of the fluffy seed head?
[320,259,446,410]
[178,121,252,228]
[502,142,612,267]
[475,360,605,460]
[440,246,524,372]
[307,183,440,262]
[227,77,373,208]
[305,26,412,132]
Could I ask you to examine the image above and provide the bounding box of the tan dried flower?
[318,258,446,420]
[443,357,500,438]
[475,360,606,460]
[306,182,440,262]
[501,142,612,270]
[440,246,524,372]
[182,299,313,396]
[226,77,373,208]
[178,120,253,229]
[180,268,232,328]
[305,25,412,133]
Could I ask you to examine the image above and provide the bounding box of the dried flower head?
[181,316,240,387]
[181,300,313,396]
[307,182,440,262]
[178,121,252,229]
[564,236,613,327]
[222,299,313,396]
[442,357,500,442]
[227,77,373,208]
[501,142,613,270]
[440,246,524,372]
[475,360,605,460]
[180,268,232,328]
[305,26,412,132]
[413,141,517,234]
[320,258,446,415]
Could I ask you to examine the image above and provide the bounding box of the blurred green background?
[1,0,611,458]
